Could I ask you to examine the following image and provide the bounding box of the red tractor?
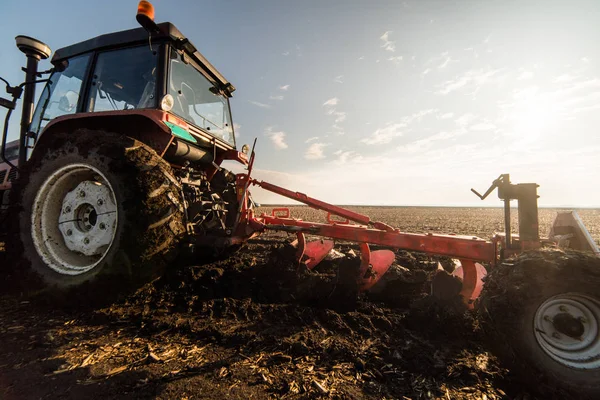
[1,2,599,398]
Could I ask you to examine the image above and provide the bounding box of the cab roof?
[52,22,235,95]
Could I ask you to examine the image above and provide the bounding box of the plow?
[1,1,600,398]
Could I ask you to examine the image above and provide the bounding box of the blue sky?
[1,0,599,206]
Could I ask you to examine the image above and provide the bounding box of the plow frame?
[231,167,504,305]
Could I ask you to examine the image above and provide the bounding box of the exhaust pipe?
[164,139,213,164]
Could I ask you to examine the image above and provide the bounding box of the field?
[1,206,599,400]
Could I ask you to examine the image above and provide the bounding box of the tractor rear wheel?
[8,130,185,300]
[478,249,600,399]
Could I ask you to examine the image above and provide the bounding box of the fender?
[32,109,174,159]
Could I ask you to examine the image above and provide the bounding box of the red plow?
[229,146,598,309]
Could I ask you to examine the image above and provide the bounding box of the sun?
[511,94,559,144]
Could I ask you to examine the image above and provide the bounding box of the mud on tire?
[6,130,185,302]
[478,249,600,399]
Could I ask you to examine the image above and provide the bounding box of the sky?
[1,0,599,206]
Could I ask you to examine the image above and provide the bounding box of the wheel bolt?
[99,223,106,230]
[579,317,587,324]
[79,191,86,198]
[66,229,72,236]
[83,238,90,245]
[97,199,103,206]
[552,332,561,339]
[544,315,552,322]
[559,305,568,312]
[64,206,71,213]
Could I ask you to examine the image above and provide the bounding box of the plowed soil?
[1,206,598,400]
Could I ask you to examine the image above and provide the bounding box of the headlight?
[160,94,174,111]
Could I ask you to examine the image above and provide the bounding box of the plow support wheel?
[358,243,395,292]
[295,232,334,270]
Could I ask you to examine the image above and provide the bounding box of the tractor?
[1,1,599,398]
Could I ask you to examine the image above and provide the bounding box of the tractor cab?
[29,22,237,156]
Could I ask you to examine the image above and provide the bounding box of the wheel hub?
[553,312,586,339]
[534,293,600,369]
[58,180,117,256]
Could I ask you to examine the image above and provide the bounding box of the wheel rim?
[534,293,600,369]
[31,163,118,275]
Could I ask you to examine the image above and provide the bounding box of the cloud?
[249,101,271,109]
[454,113,476,127]
[403,109,436,124]
[517,70,534,80]
[362,109,436,145]
[323,98,346,134]
[358,56,365,60]
[282,51,290,56]
[326,108,347,123]
[554,74,576,83]
[388,56,403,64]
[438,56,452,68]
[439,112,454,119]
[233,123,241,138]
[304,142,328,160]
[331,150,360,165]
[396,134,448,154]
[361,123,404,145]
[334,75,343,84]
[333,111,346,123]
[279,84,290,91]
[265,127,288,150]
[436,68,503,95]
[422,68,431,75]
[323,97,339,106]
[380,31,396,52]
[305,136,319,143]
[422,51,455,71]
[470,122,496,131]
[269,95,284,101]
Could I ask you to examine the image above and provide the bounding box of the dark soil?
[0,232,538,400]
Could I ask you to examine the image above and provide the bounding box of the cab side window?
[30,54,90,135]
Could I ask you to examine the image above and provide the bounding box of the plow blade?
[294,233,335,270]
[452,260,487,306]
[431,259,487,308]
[358,243,396,292]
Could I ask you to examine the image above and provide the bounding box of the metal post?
[18,55,40,167]
[504,198,511,249]
[517,183,539,243]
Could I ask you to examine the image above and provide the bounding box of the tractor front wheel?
[478,249,600,399]
[9,131,185,300]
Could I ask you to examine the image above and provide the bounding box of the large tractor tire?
[478,249,600,399]
[7,130,185,301]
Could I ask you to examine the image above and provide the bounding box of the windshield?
[168,50,235,146]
